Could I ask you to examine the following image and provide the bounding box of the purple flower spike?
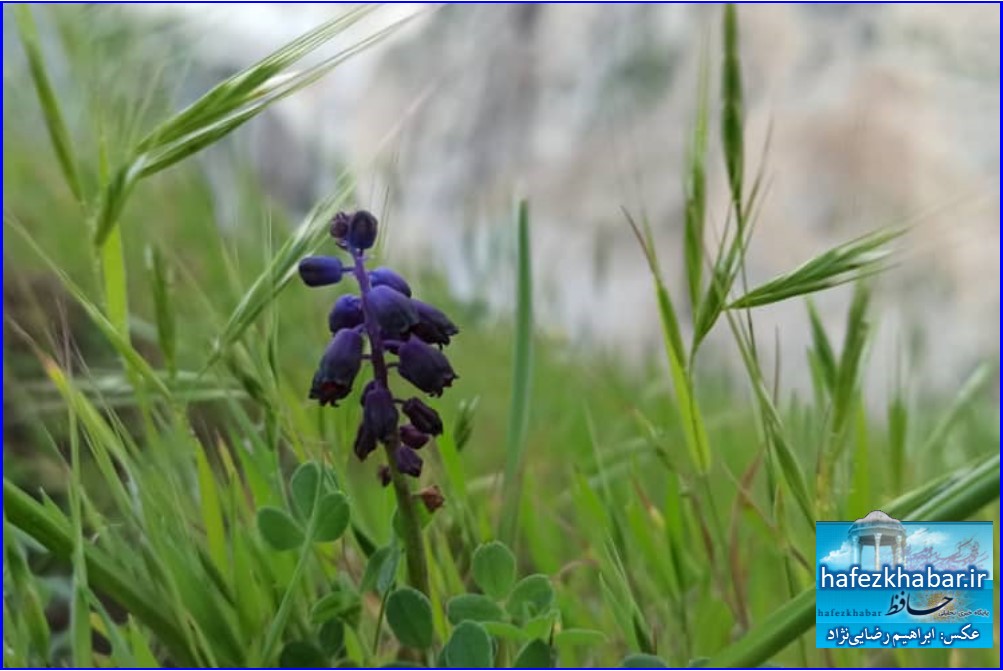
[347,210,378,250]
[354,422,377,461]
[299,256,344,287]
[309,329,364,405]
[368,285,418,336]
[411,299,459,346]
[363,385,399,443]
[400,424,430,450]
[402,398,443,436]
[398,337,458,397]
[370,267,413,297]
[328,295,364,333]
[394,445,423,477]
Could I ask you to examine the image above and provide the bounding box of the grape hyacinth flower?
[298,209,459,487]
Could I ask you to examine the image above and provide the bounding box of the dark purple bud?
[309,329,364,405]
[370,267,412,297]
[298,256,344,287]
[363,385,398,443]
[401,398,443,436]
[415,485,445,512]
[359,379,379,407]
[367,285,418,337]
[347,210,378,250]
[394,445,423,477]
[330,211,350,240]
[328,295,364,333]
[378,465,392,487]
[410,299,459,346]
[400,424,430,450]
[353,422,377,461]
[398,337,458,397]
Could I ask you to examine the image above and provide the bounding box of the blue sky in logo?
[817,520,993,576]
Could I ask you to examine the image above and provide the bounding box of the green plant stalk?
[3,478,195,666]
[709,452,999,667]
[388,442,431,597]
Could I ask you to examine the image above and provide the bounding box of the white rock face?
[137,4,1000,392]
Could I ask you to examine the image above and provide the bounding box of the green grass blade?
[727,228,904,309]
[805,299,837,393]
[721,4,744,220]
[917,362,996,457]
[13,5,84,204]
[3,478,196,665]
[146,245,177,377]
[499,199,535,546]
[683,42,710,309]
[6,217,171,398]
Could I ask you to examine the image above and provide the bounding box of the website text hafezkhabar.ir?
[818,565,990,590]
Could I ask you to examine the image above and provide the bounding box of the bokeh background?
[126,3,1000,390]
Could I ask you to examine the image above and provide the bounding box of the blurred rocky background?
[31,4,1003,392]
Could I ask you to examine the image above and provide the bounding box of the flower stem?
[352,249,430,596]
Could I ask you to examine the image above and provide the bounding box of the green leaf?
[279,641,327,668]
[471,541,517,600]
[318,619,345,657]
[513,639,555,668]
[290,461,321,522]
[442,621,493,668]
[445,594,505,625]
[256,506,304,551]
[313,492,350,543]
[622,653,668,668]
[386,587,434,649]
[506,574,554,623]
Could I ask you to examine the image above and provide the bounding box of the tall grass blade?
[499,199,534,546]
[13,5,84,204]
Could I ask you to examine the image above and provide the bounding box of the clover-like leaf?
[472,541,517,600]
[446,594,506,625]
[442,621,493,668]
[386,587,434,649]
[313,492,350,542]
[506,574,554,623]
[256,506,304,550]
[290,461,321,521]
